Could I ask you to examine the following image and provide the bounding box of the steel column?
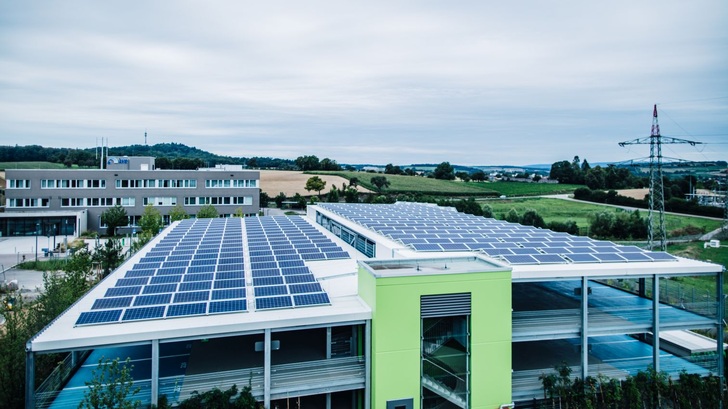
[264,329,271,408]
[25,349,35,409]
[652,276,660,372]
[581,276,589,380]
[151,339,159,406]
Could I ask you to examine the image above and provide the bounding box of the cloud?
[0,1,726,165]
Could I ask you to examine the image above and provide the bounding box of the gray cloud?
[1,1,726,165]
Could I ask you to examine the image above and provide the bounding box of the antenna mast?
[618,105,703,251]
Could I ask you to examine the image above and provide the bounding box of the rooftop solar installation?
[318,202,680,267]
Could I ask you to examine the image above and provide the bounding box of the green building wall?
[358,261,513,409]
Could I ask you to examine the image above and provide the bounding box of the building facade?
[4,158,260,234]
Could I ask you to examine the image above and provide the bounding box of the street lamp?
[35,221,40,261]
[64,219,68,254]
[52,224,57,256]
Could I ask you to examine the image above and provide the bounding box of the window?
[421,293,471,409]
[8,179,31,189]
[143,197,177,206]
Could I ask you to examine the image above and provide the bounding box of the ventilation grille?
[421,293,471,317]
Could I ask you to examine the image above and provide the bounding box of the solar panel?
[646,252,678,261]
[179,281,212,292]
[293,293,330,307]
[565,254,600,263]
[502,254,537,265]
[105,286,142,297]
[150,275,183,285]
[166,302,207,317]
[116,277,149,287]
[125,270,156,278]
[285,274,316,284]
[411,243,442,251]
[254,285,288,297]
[209,299,247,314]
[532,254,568,264]
[256,296,293,310]
[122,306,166,321]
[212,288,246,300]
[619,252,653,262]
[288,283,323,294]
[92,297,133,310]
[253,276,285,286]
[592,253,626,262]
[134,293,173,306]
[76,309,123,326]
[280,266,311,276]
[173,291,210,303]
[214,279,246,289]
[184,272,215,282]
[251,268,281,278]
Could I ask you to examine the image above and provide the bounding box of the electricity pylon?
[619,105,703,251]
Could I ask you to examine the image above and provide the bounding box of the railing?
[35,351,90,409]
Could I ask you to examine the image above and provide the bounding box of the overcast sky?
[1,1,726,166]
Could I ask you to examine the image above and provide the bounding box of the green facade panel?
[359,260,512,409]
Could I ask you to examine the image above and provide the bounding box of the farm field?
[481,197,723,235]
[312,171,581,196]
[0,161,89,170]
[260,170,370,197]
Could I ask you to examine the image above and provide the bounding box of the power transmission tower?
[619,105,703,251]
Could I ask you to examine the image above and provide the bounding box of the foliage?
[539,362,724,408]
[370,176,390,193]
[344,187,359,203]
[177,384,257,409]
[79,357,141,409]
[274,192,286,208]
[482,204,493,218]
[505,208,520,223]
[94,239,124,278]
[304,176,327,196]
[470,170,487,182]
[292,193,307,209]
[588,210,647,240]
[0,292,33,409]
[0,249,97,409]
[169,204,189,222]
[520,209,546,228]
[197,204,219,218]
[384,163,404,175]
[100,205,128,236]
[259,191,270,208]
[139,205,162,235]
[131,231,153,253]
[327,186,340,202]
[234,207,245,217]
[432,161,456,180]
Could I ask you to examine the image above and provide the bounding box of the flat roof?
[360,255,509,278]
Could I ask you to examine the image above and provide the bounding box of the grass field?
[312,171,581,196]
[0,161,88,170]
[481,197,723,235]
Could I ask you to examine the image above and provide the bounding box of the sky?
[1,1,727,166]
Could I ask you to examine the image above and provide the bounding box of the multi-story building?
[3,157,260,236]
[26,202,724,409]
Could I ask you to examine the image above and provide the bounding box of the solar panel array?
[245,217,342,310]
[318,202,678,266]
[77,218,246,326]
[76,215,346,326]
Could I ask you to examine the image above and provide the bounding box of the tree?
[94,239,124,278]
[505,208,520,223]
[101,205,128,236]
[482,204,494,218]
[197,204,218,218]
[177,384,256,409]
[139,205,162,235]
[274,192,286,208]
[305,176,327,196]
[295,155,320,171]
[169,203,189,222]
[384,163,403,175]
[433,162,456,180]
[471,170,487,182]
[319,158,341,171]
[327,186,340,202]
[455,171,471,182]
[549,160,576,184]
[370,176,390,193]
[79,357,141,409]
[344,187,359,203]
[349,177,359,187]
[520,209,546,228]
[234,207,244,217]
[259,191,270,208]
